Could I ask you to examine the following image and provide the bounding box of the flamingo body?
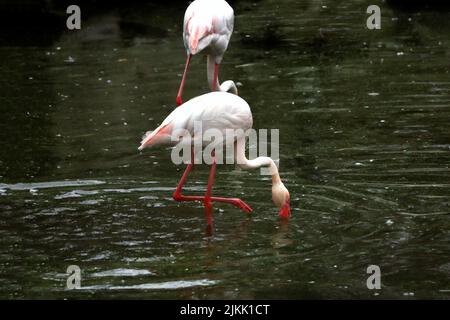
[139,92,291,222]
[139,92,250,150]
[176,0,236,106]
[183,0,234,62]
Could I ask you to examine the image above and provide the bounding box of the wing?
[191,92,252,134]
[224,2,234,36]
[183,1,197,52]
[212,0,234,37]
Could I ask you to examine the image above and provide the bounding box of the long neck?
[235,137,281,184]
[207,55,238,94]
[207,55,219,91]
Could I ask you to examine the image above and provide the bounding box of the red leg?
[174,194,252,213]
[172,156,252,214]
[203,151,217,225]
[212,63,219,91]
[176,54,192,106]
[172,163,194,200]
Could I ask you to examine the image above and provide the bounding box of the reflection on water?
[0,0,449,299]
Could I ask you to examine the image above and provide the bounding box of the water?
[0,0,449,299]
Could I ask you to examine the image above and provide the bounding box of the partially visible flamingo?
[139,92,291,227]
[176,0,236,106]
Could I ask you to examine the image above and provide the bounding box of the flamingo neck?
[207,55,238,94]
[235,138,281,185]
[235,138,290,217]
[272,172,282,185]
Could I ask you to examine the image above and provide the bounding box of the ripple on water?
[79,199,103,205]
[90,268,155,277]
[36,207,76,216]
[86,251,113,261]
[0,180,105,191]
[122,255,175,263]
[81,279,218,291]
[102,187,174,193]
[54,190,99,199]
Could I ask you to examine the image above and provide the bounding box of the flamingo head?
[220,80,238,95]
[272,181,291,219]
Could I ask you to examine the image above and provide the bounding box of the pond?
[0,0,449,299]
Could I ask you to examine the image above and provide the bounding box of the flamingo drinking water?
[176,0,236,106]
[139,92,291,226]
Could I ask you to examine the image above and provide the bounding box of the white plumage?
[183,0,234,62]
[138,92,291,219]
[176,0,236,106]
[139,92,251,149]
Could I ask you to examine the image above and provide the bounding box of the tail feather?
[141,130,154,143]
[138,123,172,151]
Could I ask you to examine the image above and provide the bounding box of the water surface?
[0,0,449,299]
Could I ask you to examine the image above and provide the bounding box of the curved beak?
[278,196,291,219]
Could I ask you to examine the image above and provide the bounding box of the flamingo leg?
[172,153,252,214]
[203,151,217,225]
[212,63,219,91]
[176,54,192,106]
[173,163,194,198]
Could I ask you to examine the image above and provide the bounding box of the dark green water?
[0,0,449,299]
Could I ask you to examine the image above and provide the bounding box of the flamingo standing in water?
[139,92,291,226]
[176,0,236,106]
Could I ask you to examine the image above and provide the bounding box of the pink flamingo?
[176,0,236,106]
[139,92,291,227]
